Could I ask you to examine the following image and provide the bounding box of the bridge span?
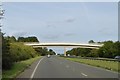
[24,42,103,56]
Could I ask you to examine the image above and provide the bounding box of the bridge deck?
[24,43,103,49]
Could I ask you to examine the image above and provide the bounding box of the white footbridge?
[24,42,103,56]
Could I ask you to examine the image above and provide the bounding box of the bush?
[9,43,37,62]
[2,34,39,70]
[2,55,13,70]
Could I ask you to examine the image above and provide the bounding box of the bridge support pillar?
[64,47,66,56]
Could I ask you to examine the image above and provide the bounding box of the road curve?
[17,56,118,78]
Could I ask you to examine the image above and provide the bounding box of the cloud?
[41,32,77,41]
[64,33,76,37]
[65,18,76,23]
[46,24,56,28]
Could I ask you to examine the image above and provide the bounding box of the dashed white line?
[81,73,88,77]
[30,57,44,79]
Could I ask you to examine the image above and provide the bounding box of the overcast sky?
[2,2,118,53]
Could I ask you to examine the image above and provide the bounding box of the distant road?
[17,56,118,78]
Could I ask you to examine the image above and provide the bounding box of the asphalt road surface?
[17,56,119,78]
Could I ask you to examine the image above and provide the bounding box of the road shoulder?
[16,56,43,78]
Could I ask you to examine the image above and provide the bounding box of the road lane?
[33,56,84,78]
[17,56,118,78]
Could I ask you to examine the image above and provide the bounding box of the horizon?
[2,2,118,53]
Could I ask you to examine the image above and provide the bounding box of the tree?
[18,37,24,42]
[88,40,95,43]
[34,47,48,56]
[28,36,39,42]
[48,49,56,55]
[5,36,16,42]
[2,34,14,69]
[78,48,91,57]
[98,41,116,58]
[88,49,99,57]
[66,48,91,57]
[17,36,39,42]
[67,40,120,58]
[10,36,16,42]
[112,41,120,57]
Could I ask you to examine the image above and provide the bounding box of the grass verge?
[65,57,119,72]
[2,56,41,79]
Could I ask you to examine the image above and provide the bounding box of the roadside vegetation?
[34,48,56,56]
[2,35,40,70]
[65,57,119,72]
[66,40,120,58]
[9,42,38,62]
[2,56,41,78]
[64,40,120,72]
[2,33,55,79]
[2,31,119,78]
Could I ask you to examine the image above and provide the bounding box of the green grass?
[65,57,119,72]
[2,56,41,79]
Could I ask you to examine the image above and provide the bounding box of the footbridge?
[24,43,103,56]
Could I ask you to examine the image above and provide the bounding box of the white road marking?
[30,57,44,79]
[81,73,87,77]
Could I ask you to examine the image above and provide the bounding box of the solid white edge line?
[81,73,88,77]
[30,57,44,79]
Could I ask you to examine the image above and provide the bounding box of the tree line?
[2,34,55,70]
[5,36,39,42]
[66,40,120,58]
[34,48,56,56]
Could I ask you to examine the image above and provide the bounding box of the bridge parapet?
[24,42,104,56]
[24,42,103,49]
